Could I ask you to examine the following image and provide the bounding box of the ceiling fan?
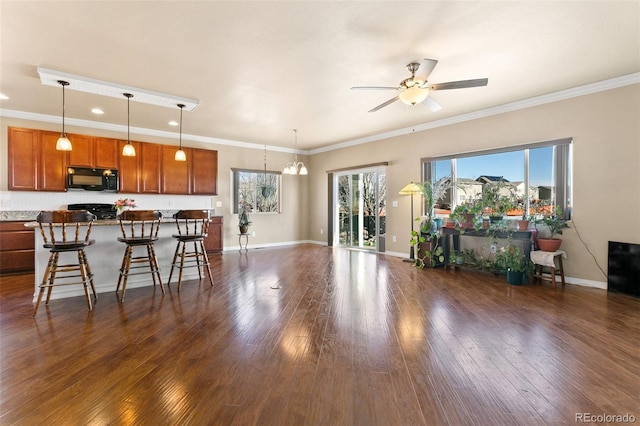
[351,59,488,113]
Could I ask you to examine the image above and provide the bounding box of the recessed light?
[91,108,104,115]
[168,121,179,126]
[0,93,9,100]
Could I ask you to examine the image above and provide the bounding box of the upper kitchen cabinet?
[191,148,218,195]
[8,127,66,192]
[161,145,190,194]
[68,136,118,169]
[139,142,162,193]
[8,127,38,191]
[37,131,68,191]
[117,140,140,193]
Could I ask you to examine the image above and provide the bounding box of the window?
[422,138,572,218]
[232,169,281,214]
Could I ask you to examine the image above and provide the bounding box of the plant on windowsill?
[535,206,569,252]
[479,179,518,223]
[450,203,480,231]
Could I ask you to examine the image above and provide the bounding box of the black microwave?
[67,167,119,192]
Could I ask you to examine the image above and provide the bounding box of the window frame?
[421,137,573,218]
[232,168,282,214]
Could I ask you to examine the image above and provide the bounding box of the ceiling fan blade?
[351,86,399,90]
[368,95,399,113]
[417,58,438,80]
[423,96,442,112]
[430,78,488,90]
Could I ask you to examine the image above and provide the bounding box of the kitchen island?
[26,216,223,302]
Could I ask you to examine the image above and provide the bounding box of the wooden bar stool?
[116,210,164,302]
[530,250,566,288]
[168,210,214,291]
[33,210,97,317]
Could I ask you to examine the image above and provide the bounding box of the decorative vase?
[506,269,525,285]
[239,225,248,234]
[116,207,129,216]
[538,238,562,252]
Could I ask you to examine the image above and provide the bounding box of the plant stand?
[530,250,566,288]
[238,233,249,251]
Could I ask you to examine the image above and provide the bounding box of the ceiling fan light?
[56,134,72,151]
[122,142,136,157]
[399,86,429,106]
[175,149,186,161]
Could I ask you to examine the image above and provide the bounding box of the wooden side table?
[238,233,249,251]
[530,250,566,288]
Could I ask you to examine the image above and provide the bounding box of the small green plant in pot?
[495,245,533,285]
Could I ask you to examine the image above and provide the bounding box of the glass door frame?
[333,166,386,252]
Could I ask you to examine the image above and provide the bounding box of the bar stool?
[530,250,566,288]
[33,210,97,317]
[116,210,164,302]
[168,210,214,291]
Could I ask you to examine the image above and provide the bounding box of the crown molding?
[3,73,638,156]
[308,72,640,155]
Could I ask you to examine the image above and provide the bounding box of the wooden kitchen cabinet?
[7,127,218,195]
[205,216,223,253]
[8,127,66,191]
[118,140,140,193]
[161,145,190,194]
[140,143,162,193]
[0,221,35,275]
[191,148,218,195]
[68,135,118,169]
[8,127,38,191]
[38,131,68,191]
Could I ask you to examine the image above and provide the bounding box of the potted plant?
[517,206,532,231]
[450,203,479,229]
[480,179,517,223]
[535,207,569,251]
[495,245,533,285]
[238,205,252,234]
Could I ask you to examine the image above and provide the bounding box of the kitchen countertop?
[3,210,219,223]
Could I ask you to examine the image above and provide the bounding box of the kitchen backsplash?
[0,191,218,220]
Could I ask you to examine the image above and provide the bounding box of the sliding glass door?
[335,167,386,251]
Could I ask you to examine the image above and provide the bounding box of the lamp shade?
[56,135,72,151]
[175,149,186,161]
[399,86,430,106]
[122,143,136,157]
[399,182,423,195]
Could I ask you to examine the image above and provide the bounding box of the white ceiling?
[1,1,639,152]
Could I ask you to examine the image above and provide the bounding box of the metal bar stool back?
[168,209,214,291]
[34,210,97,317]
[116,210,164,301]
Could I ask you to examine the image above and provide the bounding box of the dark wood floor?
[1,244,638,425]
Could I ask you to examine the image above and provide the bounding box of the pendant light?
[121,93,136,157]
[282,129,307,175]
[55,80,72,151]
[174,103,186,161]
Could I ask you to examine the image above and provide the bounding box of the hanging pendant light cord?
[179,104,184,149]
[61,82,66,135]
[127,95,130,143]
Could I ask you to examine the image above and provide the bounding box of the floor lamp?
[399,182,423,263]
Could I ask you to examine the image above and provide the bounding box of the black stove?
[68,203,117,220]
